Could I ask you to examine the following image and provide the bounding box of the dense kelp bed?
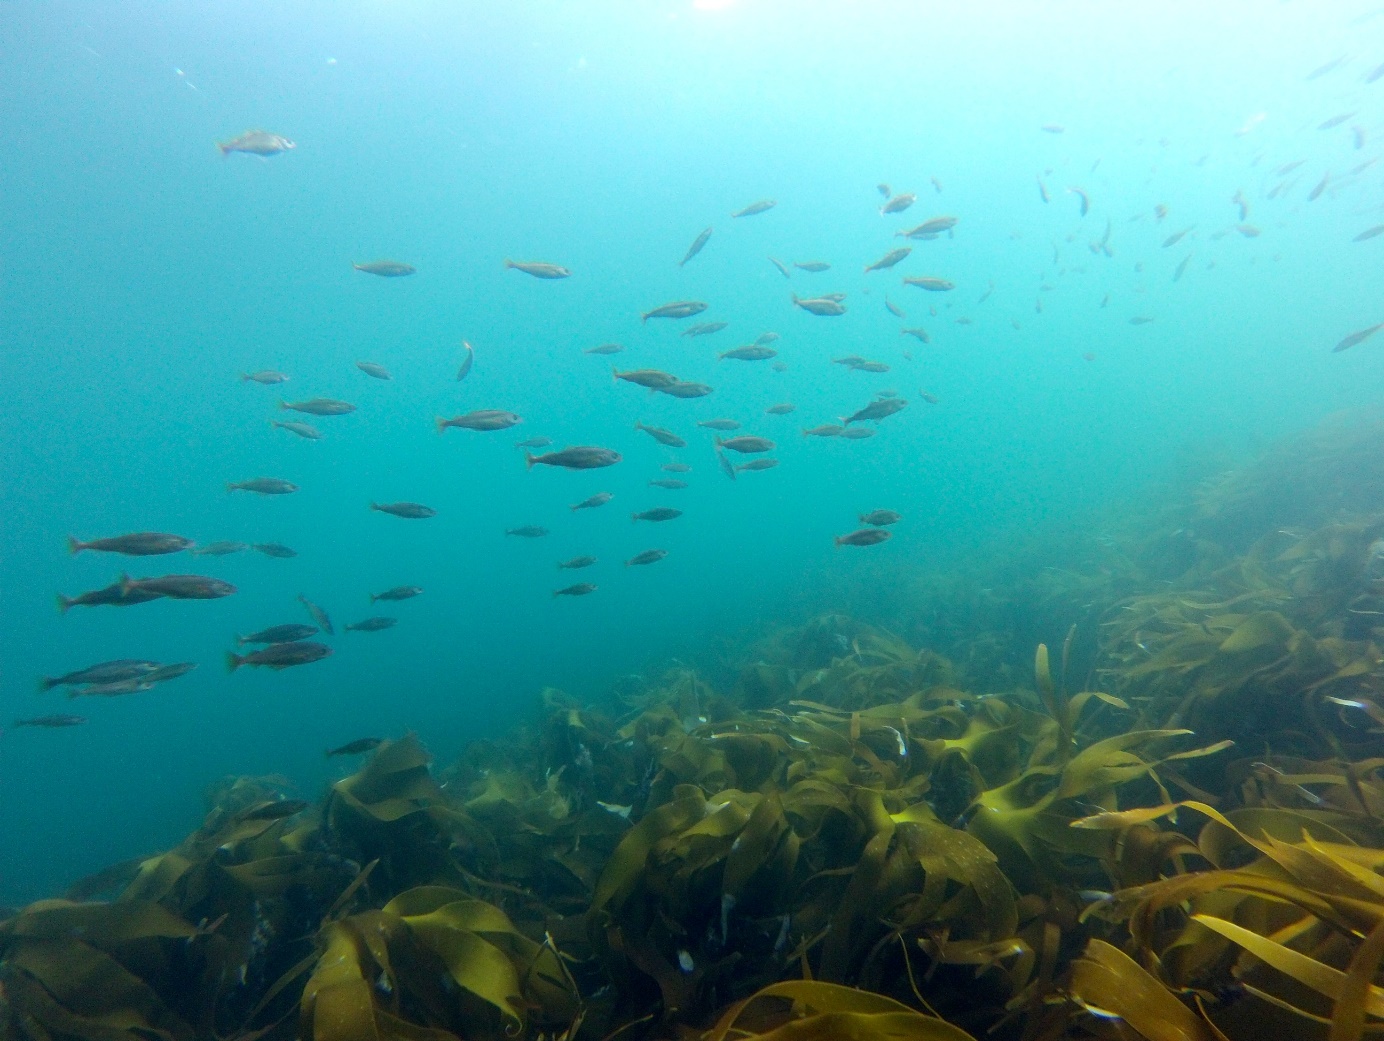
[5,416,1384,1041]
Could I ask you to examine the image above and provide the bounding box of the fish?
[353,260,415,277]
[650,478,689,489]
[242,370,289,384]
[1333,323,1384,352]
[634,421,687,448]
[68,532,192,556]
[1173,255,1192,282]
[698,419,741,431]
[802,424,843,437]
[716,435,775,454]
[1129,316,1154,326]
[1368,61,1384,84]
[240,799,309,821]
[655,380,714,399]
[272,420,322,439]
[281,398,355,416]
[370,501,437,519]
[719,345,777,361]
[1040,123,1065,134]
[120,573,236,600]
[217,130,295,156]
[842,398,907,425]
[356,361,391,380]
[504,260,571,279]
[71,678,154,699]
[859,509,902,526]
[902,276,954,292]
[298,595,334,635]
[227,641,332,671]
[885,298,905,318]
[901,328,931,343]
[571,492,614,511]
[851,360,889,373]
[1354,226,1384,242]
[919,391,939,404]
[898,216,957,238]
[625,549,668,566]
[1067,187,1090,216]
[57,582,162,612]
[252,543,297,558]
[791,294,846,316]
[456,340,474,381]
[683,322,728,337]
[506,526,550,538]
[1232,189,1249,222]
[662,462,692,472]
[876,390,898,398]
[735,459,778,472]
[370,586,422,603]
[1236,224,1260,238]
[680,226,713,266]
[765,403,796,415]
[1309,172,1330,201]
[771,361,788,372]
[558,556,598,569]
[188,541,247,557]
[585,342,625,354]
[768,257,792,278]
[1162,228,1192,248]
[238,624,319,645]
[1319,112,1356,130]
[525,446,622,470]
[554,583,597,597]
[139,661,198,685]
[327,738,383,757]
[835,528,892,547]
[878,183,891,197]
[345,617,397,632]
[865,247,911,273]
[1307,55,1347,80]
[731,199,776,218]
[1354,125,1368,150]
[436,410,522,432]
[39,660,160,692]
[755,332,781,345]
[794,261,830,272]
[642,300,708,323]
[227,478,297,495]
[1037,177,1050,203]
[13,714,86,728]
[839,427,876,440]
[515,437,551,449]
[1154,204,1169,221]
[613,368,679,389]
[880,192,916,214]
[716,448,737,481]
[632,508,682,522]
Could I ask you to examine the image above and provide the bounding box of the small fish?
[456,340,474,381]
[1308,171,1330,201]
[1173,255,1192,282]
[835,528,892,547]
[188,541,247,557]
[794,261,830,272]
[632,508,682,522]
[878,183,892,197]
[865,247,911,273]
[227,641,332,671]
[735,459,778,472]
[1236,224,1260,238]
[842,398,907,425]
[526,446,622,470]
[281,398,355,416]
[698,419,740,431]
[353,260,416,277]
[716,435,774,454]
[802,424,843,437]
[1154,204,1169,221]
[880,192,915,214]
[901,327,931,343]
[217,130,295,157]
[554,583,597,597]
[902,276,954,292]
[370,501,436,519]
[227,478,297,495]
[345,616,397,632]
[240,799,309,821]
[242,370,289,384]
[571,492,614,511]
[719,345,777,361]
[613,368,679,389]
[898,216,958,238]
[68,532,192,556]
[585,342,625,355]
[298,594,334,635]
[515,437,551,449]
[662,462,692,472]
[1040,123,1065,134]
[1162,228,1192,248]
[252,543,297,558]
[121,573,236,600]
[859,509,902,526]
[1354,226,1384,242]
[683,322,728,337]
[14,714,86,728]
[642,300,708,323]
[356,361,391,380]
[1333,323,1384,352]
[919,391,939,404]
[755,332,781,345]
[1319,111,1356,130]
[650,478,689,489]
[765,403,796,415]
[370,586,422,603]
[885,298,905,318]
[850,360,890,373]
[1067,187,1090,217]
[716,448,736,480]
[436,410,522,432]
[731,199,776,218]
[1082,352,1096,362]
[238,624,318,645]
[1306,55,1347,80]
[771,361,788,372]
[1368,61,1384,84]
[272,420,321,439]
[1354,125,1368,150]
[626,549,667,566]
[791,293,846,316]
[1232,189,1249,222]
[839,427,876,440]
[504,259,571,279]
[327,738,383,757]
[72,679,153,699]
[40,660,160,692]
[1037,177,1050,203]
[768,257,792,279]
[558,556,598,569]
[680,226,713,266]
[633,421,686,448]
[1129,316,1154,326]
[506,526,549,538]
[656,380,714,399]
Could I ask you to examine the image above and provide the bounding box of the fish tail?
[225,482,237,493]
[216,141,230,156]
[37,677,56,693]
[117,572,133,596]
[278,400,287,410]
[833,536,844,548]
[631,514,637,523]
[369,594,378,604]
[503,259,514,269]
[234,634,246,646]
[524,452,536,470]
[225,651,244,673]
[640,313,649,324]
[67,536,84,555]
[714,437,724,448]
[435,417,447,434]
[368,502,380,512]
[56,594,72,614]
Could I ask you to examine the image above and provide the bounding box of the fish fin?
[278,400,288,410]
[524,452,536,470]
[369,594,377,604]
[715,437,724,447]
[118,573,133,596]
[631,514,637,523]
[37,677,55,693]
[435,417,446,434]
[67,536,83,555]
[234,634,246,646]
[216,141,230,156]
[368,502,379,511]
[225,482,236,493]
[503,259,514,269]
[225,651,243,673]
[56,595,72,614]
[640,312,649,324]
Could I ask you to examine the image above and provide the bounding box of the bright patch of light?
[693,0,737,11]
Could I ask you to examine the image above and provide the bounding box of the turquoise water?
[2,0,1382,903]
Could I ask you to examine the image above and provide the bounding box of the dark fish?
[525,446,621,470]
[1162,228,1192,248]
[698,419,740,431]
[880,192,916,214]
[68,532,192,557]
[353,260,416,277]
[865,247,911,273]
[558,556,598,569]
[755,332,781,345]
[437,409,522,432]
[121,573,236,600]
[632,507,682,522]
[371,586,422,603]
[719,345,777,361]
[14,714,86,728]
[272,420,322,439]
[238,623,318,645]
[242,370,289,384]
[189,541,247,557]
[680,226,713,266]
[885,298,905,318]
[794,261,830,272]
[835,528,892,547]
[252,543,297,558]
[585,342,625,355]
[571,492,614,511]
[505,259,571,279]
[281,398,355,416]
[1309,172,1330,201]
[898,216,958,238]
[1319,111,1356,130]
[766,403,796,415]
[506,526,549,538]
[626,549,668,566]
[662,462,692,472]
[716,435,774,454]
[553,583,597,597]
[1354,226,1384,242]
[684,322,728,337]
[735,459,778,472]
[356,361,391,380]
[228,641,332,671]
[227,478,297,495]
[345,616,397,632]
[614,367,678,389]
[217,130,295,156]
[75,679,158,699]
[327,738,383,757]
[57,582,162,612]
[656,380,714,399]
[791,294,846,316]
[901,327,931,343]
[716,448,737,481]
[370,501,436,519]
[298,594,334,635]
[241,799,309,821]
[142,662,197,685]
[768,257,792,278]
[802,424,843,437]
[40,660,160,692]
[457,340,474,381]
[1067,187,1090,216]
[902,276,954,292]
[635,421,687,448]
[642,300,708,323]
[515,437,552,449]
[650,478,688,489]
[860,509,902,526]
[732,199,776,217]
[843,398,907,425]
[1333,323,1384,352]
[1173,255,1192,282]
